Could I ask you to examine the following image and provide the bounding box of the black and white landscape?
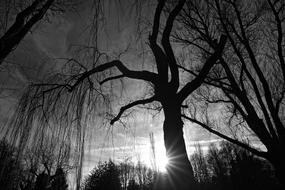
[0,0,284,190]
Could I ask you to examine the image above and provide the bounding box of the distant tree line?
[190,141,282,190]
[1,138,283,190]
[81,141,282,190]
[81,160,157,190]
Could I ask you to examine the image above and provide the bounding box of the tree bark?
[268,148,285,187]
[162,98,196,190]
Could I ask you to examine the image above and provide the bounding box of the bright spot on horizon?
[155,147,169,173]
[135,141,169,173]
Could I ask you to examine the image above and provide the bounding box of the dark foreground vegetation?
[1,139,281,190]
[81,141,283,190]
[0,140,69,190]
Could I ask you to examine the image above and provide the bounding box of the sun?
[136,140,169,173]
[150,142,169,173]
[155,148,169,172]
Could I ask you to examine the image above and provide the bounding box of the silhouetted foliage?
[82,160,121,190]
[127,179,140,190]
[0,139,71,190]
[190,141,282,190]
[50,167,68,190]
[80,143,283,190]
[34,172,50,190]
[82,159,160,190]
[0,140,23,190]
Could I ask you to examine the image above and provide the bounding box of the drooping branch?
[110,96,157,125]
[181,114,269,159]
[161,0,186,90]
[178,35,227,103]
[69,60,159,91]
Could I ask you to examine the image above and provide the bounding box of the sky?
[0,0,226,185]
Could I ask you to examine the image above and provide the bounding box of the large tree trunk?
[268,148,285,188]
[162,100,196,190]
[274,162,285,188]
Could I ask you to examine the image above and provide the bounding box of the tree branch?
[69,60,158,91]
[230,1,284,137]
[110,96,157,125]
[99,75,125,85]
[162,0,186,90]
[267,0,285,82]
[150,0,166,43]
[149,0,169,83]
[182,114,268,159]
[178,35,227,103]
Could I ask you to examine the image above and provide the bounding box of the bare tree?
[174,0,285,184]
[3,0,227,189]
[40,0,225,188]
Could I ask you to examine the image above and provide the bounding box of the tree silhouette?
[173,0,285,185]
[190,141,281,190]
[82,160,121,190]
[127,179,140,190]
[44,0,226,188]
[190,144,210,183]
[3,0,227,189]
[0,140,23,190]
[50,167,68,190]
[34,171,50,190]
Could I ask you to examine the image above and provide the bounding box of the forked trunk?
[162,102,196,190]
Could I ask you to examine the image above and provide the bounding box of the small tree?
[127,179,140,190]
[82,160,121,190]
[34,172,50,190]
[50,167,68,190]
